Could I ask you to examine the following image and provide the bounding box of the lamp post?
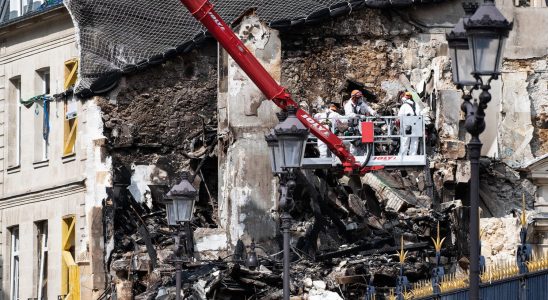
[162,171,197,300]
[447,1,512,299]
[265,106,309,300]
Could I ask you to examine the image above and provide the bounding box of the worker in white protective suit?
[344,90,377,118]
[344,90,377,155]
[398,92,419,156]
[314,102,344,158]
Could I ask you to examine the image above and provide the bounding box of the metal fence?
[410,269,548,300]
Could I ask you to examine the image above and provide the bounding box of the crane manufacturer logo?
[301,114,331,137]
[209,12,225,31]
[372,156,397,161]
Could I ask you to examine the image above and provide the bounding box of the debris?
[309,289,343,300]
[304,278,313,289]
[313,280,327,290]
[361,172,416,212]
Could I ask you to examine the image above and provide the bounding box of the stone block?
[436,90,462,139]
[194,228,228,252]
[441,139,466,160]
[441,200,462,210]
[499,72,534,167]
[456,160,470,183]
[116,280,133,300]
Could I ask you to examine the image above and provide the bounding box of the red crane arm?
[180,0,370,173]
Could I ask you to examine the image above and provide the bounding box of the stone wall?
[277,1,546,217]
[281,9,419,106]
[99,46,218,176]
[217,15,281,249]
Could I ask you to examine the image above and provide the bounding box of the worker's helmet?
[351,90,362,97]
[404,91,413,98]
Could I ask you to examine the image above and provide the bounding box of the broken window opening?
[8,76,22,168]
[9,226,20,300]
[36,220,48,300]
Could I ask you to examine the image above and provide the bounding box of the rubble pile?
[105,161,459,299]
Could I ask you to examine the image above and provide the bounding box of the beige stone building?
[0,2,108,299]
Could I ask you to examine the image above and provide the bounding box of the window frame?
[8,76,22,169]
[9,226,20,300]
[62,97,77,157]
[36,220,48,300]
[36,69,50,162]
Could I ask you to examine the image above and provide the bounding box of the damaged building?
[0,0,546,299]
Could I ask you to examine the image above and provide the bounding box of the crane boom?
[180,0,377,174]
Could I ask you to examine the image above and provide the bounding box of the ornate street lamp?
[162,171,197,300]
[265,106,309,300]
[465,0,513,81]
[163,172,197,225]
[273,106,309,169]
[447,1,513,299]
[265,131,284,174]
[446,3,478,88]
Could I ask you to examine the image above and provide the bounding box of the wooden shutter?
[64,59,78,90]
[61,216,80,300]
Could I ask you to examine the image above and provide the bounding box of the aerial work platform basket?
[301,115,427,169]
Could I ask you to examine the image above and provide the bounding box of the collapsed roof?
[65,0,447,97]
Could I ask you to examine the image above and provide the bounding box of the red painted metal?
[361,121,374,143]
[180,0,375,173]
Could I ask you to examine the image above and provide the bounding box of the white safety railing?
[302,115,427,169]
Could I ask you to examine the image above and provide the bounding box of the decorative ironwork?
[406,280,432,299]
[517,193,532,274]
[481,260,520,283]
[526,253,548,273]
[395,236,410,299]
[398,236,409,264]
[431,222,446,253]
[439,273,468,293]
[430,222,445,295]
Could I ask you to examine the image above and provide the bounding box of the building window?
[8,76,21,168]
[41,70,50,94]
[34,69,50,162]
[63,59,78,156]
[7,0,23,19]
[36,221,48,300]
[2,0,56,21]
[514,0,548,7]
[9,226,20,300]
[63,98,77,156]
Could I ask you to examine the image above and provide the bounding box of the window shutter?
[64,59,78,90]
